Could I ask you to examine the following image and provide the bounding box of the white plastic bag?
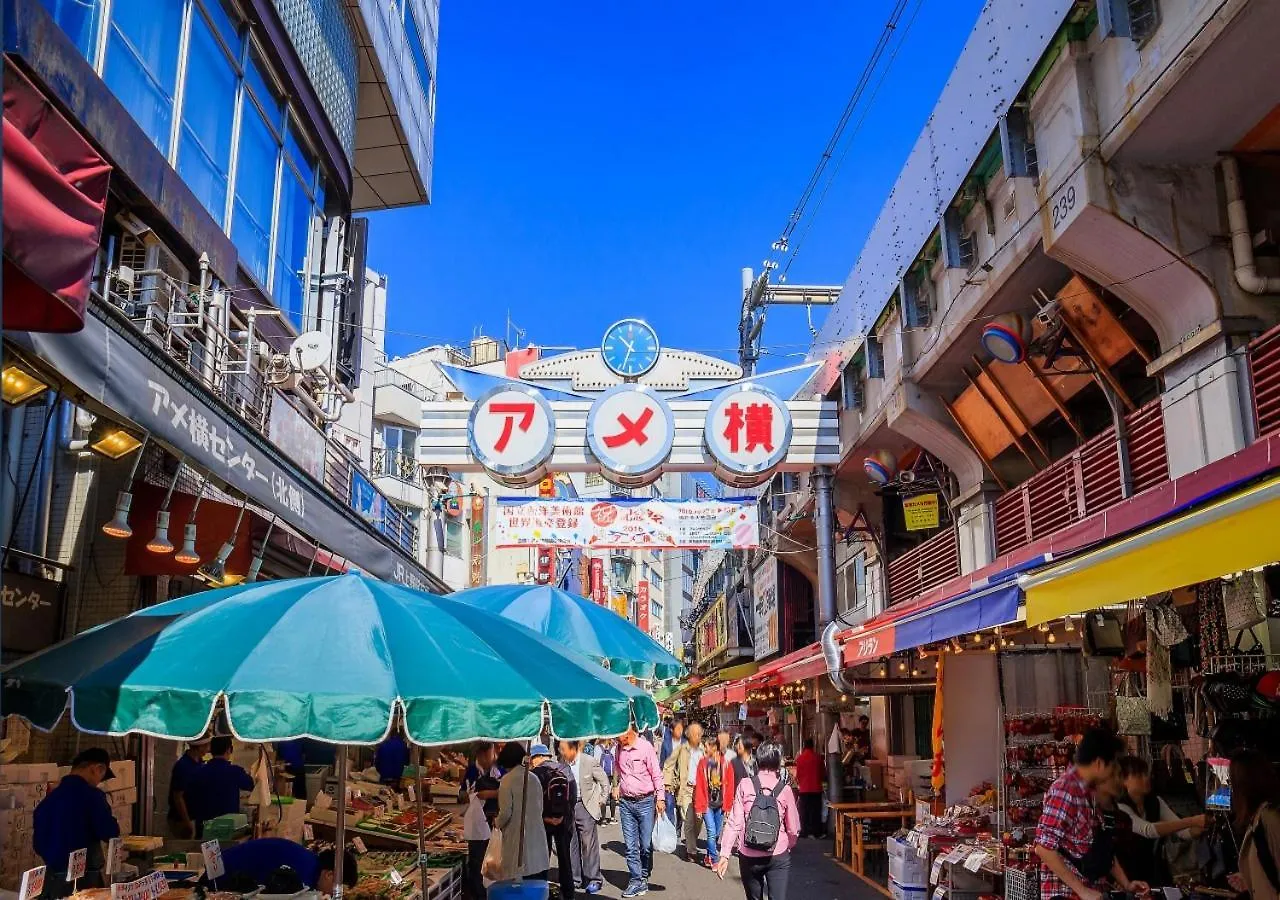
[463,793,491,841]
[652,814,678,854]
[481,830,505,881]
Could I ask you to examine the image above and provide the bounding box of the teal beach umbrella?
[449,583,684,681]
[1,574,659,743]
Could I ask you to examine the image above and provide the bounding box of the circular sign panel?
[586,384,674,486]
[467,385,556,487]
[704,383,793,488]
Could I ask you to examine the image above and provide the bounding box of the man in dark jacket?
[531,744,577,900]
[34,749,120,897]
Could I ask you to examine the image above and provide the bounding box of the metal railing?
[1248,323,1280,439]
[886,528,960,606]
[993,399,1168,557]
[373,367,437,402]
[98,268,419,556]
[372,448,426,485]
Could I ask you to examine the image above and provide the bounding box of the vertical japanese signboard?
[637,580,650,634]
[469,493,486,587]
[752,558,779,660]
[589,557,606,605]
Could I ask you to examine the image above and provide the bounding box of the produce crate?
[1005,866,1039,900]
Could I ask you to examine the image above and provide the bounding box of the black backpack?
[744,774,785,851]
[542,765,572,820]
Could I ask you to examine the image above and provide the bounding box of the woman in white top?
[1114,755,1205,885]
[495,742,550,880]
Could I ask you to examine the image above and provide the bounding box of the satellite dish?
[290,331,330,371]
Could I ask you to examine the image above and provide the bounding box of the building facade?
[1,0,445,679]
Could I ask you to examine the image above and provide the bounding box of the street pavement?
[558,820,883,900]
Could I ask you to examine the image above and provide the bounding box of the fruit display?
[355,807,452,840]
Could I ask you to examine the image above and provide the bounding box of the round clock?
[601,319,660,378]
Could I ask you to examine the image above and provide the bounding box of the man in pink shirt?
[714,742,800,900]
[612,728,666,898]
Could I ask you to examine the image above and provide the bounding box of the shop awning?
[1022,475,1280,626]
[700,686,726,708]
[3,60,109,332]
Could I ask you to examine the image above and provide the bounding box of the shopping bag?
[652,813,679,854]
[481,830,505,881]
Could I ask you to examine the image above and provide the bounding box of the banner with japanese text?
[493,497,759,549]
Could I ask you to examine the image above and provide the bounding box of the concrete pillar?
[954,487,997,574]
[813,465,837,628]
[1158,337,1250,479]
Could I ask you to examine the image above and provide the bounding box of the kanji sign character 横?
[721,401,776,453]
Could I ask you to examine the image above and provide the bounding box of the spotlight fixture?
[146,458,185,554]
[1047,631,1057,644]
[1064,616,1076,633]
[198,499,248,585]
[245,517,276,583]
[1,364,49,406]
[911,667,920,677]
[101,435,150,539]
[1038,621,1050,633]
[88,424,143,459]
[174,476,208,565]
[973,632,983,643]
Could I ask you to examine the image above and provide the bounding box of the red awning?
[724,681,747,704]
[3,60,110,333]
[700,686,726,708]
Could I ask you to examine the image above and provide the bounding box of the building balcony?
[373,370,428,427]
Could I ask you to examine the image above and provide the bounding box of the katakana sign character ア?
[722,402,775,453]
[489,401,535,452]
[602,407,654,448]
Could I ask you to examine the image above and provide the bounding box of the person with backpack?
[531,744,577,900]
[1229,750,1280,900]
[694,734,736,868]
[713,742,800,900]
[600,740,618,824]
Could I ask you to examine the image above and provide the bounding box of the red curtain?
[3,61,111,332]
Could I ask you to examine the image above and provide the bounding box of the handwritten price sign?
[201,839,225,881]
[67,848,87,882]
[19,866,45,900]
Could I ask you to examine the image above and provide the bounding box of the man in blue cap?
[33,748,121,897]
[530,744,577,900]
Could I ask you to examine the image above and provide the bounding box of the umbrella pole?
[333,748,348,899]
[416,747,428,872]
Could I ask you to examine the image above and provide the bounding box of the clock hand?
[622,347,632,370]
[619,338,636,352]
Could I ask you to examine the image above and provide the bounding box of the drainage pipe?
[1223,156,1280,295]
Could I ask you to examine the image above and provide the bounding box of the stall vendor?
[168,737,210,839]
[187,736,254,835]
[217,839,358,892]
[374,732,411,786]
[275,739,307,800]
[33,748,121,898]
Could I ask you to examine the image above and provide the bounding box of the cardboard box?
[887,837,928,886]
[889,878,929,900]
[0,764,57,785]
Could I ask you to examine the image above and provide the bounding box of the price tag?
[964,851,987,873]
[406,784,416,802]
[201,839,225,881]
[933,887,946,900]
[352,837,367,855]
[929,858,945,885]
[304,824,314,841]
[105,837,122,876]
[19,866,45,900]
[389,870,404,886]
[147,871,168,900]
[945,848,966,864]
[67,848,87,882]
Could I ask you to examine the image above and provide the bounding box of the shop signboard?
[467,386,555,485]
[1,570,63,654]
[637,580,650,633]
[845,625,897,665]
[492,497,758,549]
[696,595,728,664]
[349,469,387,530]
[751,558,779,661]
[14,315,436,589]
[704,384,793,484]
[902,494,941,531]
[268,393,326,482]
[469,493,485,587]
[589,557,606,604]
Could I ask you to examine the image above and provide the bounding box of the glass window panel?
[273,167,314,329]
[40,0,102,63]
[244,47,284,132]
[403,4,433,98]
[102,0,185,153]
[177,11,238,224]
[285,123,317,196]
[231,100,277,285]
[198,0,241,57]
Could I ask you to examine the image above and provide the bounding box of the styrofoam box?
[890,878,929,900]
[0,764,58,784]
[887,837,928,887]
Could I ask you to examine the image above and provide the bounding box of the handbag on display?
[1084,613,1126,657]
[1115,676,1153,736]
[1223,571,1268,631]
[1146,595,1190,647]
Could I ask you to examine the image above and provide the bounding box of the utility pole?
[736,268,842,376]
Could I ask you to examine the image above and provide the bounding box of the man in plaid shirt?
[1034,728,1147,900]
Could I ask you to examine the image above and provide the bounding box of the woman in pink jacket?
[713,742,801,900]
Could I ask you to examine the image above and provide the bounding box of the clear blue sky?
[367,0,985,367]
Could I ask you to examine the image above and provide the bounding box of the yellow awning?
[1023,475,1280,626]
[717,660,760,682]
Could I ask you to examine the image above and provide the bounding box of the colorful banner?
[493,497,758,549]
[696,595,728,663]
[637,580,650,634]
[611,594,630,620]
[469,494,485,587]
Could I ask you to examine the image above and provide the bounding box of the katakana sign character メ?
[488,401,535,452]
[602,407,654,448]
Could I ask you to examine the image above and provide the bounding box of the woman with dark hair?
[1114,755,1205,885]
[1229,750,1280,900]
[495,742,549,882]
[714,742,800,900]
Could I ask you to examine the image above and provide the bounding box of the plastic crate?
[1005,866,1039,900]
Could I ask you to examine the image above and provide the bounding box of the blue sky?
[367,0,985,368]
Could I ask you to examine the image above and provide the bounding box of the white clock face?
[601,319,660,378]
